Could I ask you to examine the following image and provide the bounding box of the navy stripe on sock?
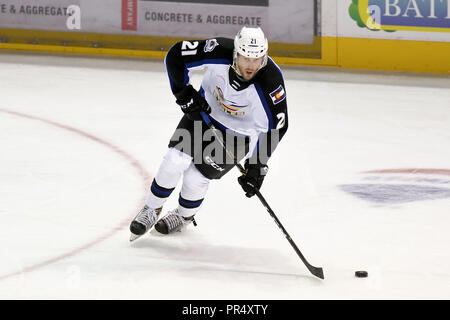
[150,179,175,198]
[178,195,204,209]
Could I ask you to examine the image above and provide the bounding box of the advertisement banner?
[132,0,313,44]
[136,1,267,36]
[0,0,315,44]
[349,0,450,32]
[339,0,450,41]
[0,0,81,31]
[122,0,137,31]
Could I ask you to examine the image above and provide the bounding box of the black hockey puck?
[355,271,368,278]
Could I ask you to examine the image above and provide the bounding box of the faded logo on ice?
[340,168,450,204]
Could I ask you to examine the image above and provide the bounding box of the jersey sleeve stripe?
[164,53,175,91]
[183,67,189,85]
[253,83,275,160]
[254,83,274,131]
[165,68,189,91]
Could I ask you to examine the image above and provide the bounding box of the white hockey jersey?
[165,37,288,164]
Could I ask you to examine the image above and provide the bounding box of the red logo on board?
[122,0,137,31]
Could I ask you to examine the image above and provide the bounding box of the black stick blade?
[308,265,324,280]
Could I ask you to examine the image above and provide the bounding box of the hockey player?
[130,27,288,241]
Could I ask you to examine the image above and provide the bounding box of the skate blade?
[129,233,141,242]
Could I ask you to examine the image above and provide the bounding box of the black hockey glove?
[175,85,211,121]
[238,161,269,198]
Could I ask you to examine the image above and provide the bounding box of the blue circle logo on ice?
[339,169,450,204]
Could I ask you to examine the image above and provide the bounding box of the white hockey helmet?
[232,27,268,75]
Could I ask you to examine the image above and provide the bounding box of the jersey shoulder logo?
[204,39,219,53]
[269,85,286,105]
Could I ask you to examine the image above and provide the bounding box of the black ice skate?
[129,205,162,242]
[154,208,197,235]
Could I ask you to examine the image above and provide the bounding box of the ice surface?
[0,52,449,299]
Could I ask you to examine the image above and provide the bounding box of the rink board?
[1,34,448,74]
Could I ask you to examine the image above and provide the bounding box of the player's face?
[236,54,264,81]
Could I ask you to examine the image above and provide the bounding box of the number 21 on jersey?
[181,41,199,56]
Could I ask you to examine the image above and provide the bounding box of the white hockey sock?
[177,162,211,217]
[146,148,193,209]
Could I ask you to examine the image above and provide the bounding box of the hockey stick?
[200,112,324,279]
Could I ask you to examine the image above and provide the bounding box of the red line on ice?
[0,108,152,281]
